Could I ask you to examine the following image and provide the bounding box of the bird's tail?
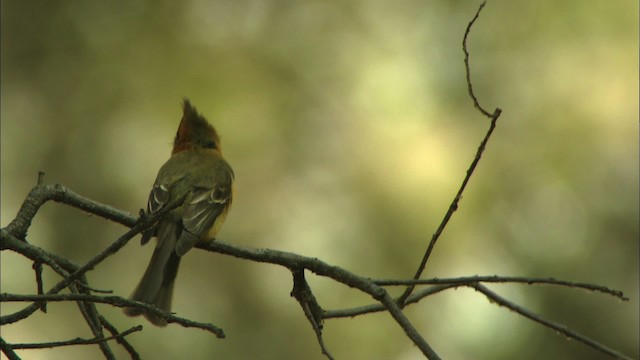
[124,223,181,326]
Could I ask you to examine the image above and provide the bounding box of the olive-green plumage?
[124,100,233,326]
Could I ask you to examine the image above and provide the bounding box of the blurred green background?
[1,1,637,359]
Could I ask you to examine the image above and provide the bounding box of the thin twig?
[2,229,116,358]
[32,261,46,313]
[325,285,457,319]
[462,1,491,117]
[1,196,184,326]
[3,180,630,359]
[37,171,45,186]
[373,275,627,300]
[6,326,142,349]
[100,316,141,360]
[397,1,501,306]
[472,284,635,360]
[463,1,492,117]
[1,293,225,338]
[379,291,442,360]
[290,269,332,359]
[72,284,114,359]
[329,281,635,360]
[197,240,440,359]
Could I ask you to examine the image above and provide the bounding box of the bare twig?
[3,173,117,359]
[3,181,439,356]
[0,337,21,360]
[463,1,492,117]
[472,284,634,360]
[0,293,225,338]
[5,325,142,349]
[72,283,114,359]
[325,285,457,319]
[100,316,141,360]
[32,261,46,313]
[37,171,45,186]
[374,275,627,300]
[328,280,634,360]
[290,269,332,359]
[398,1,502,306]
[3,176,630,359]
[2,229,115,359]
[196,240,440,359]
[1,4,631,358]
[0,195,184,326]
[4,179,630,359]
[6,183,135,240]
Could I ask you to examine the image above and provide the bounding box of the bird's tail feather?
[124,222,181,326]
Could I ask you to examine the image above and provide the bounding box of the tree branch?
[397,1,502,305]
[325,285,457,319]
[373,275,627,300]
[0,194,184,326]
[1,228,117,358]
[0,338,21,360]
[99,316,141,360]
[290,269,333,360]
[196,240,440,358]
[5,325,142,350]
[472,284,635,360]
[0,3,631,359]
[0,293,225,338]
[6,181,135,240]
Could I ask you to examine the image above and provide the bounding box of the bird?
[124,99,234,326]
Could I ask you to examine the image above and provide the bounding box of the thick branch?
[3,180,630,359]
[196,240,440,359]
[0,196,184,326]
[0,338,21,360]
[6,183,135,240]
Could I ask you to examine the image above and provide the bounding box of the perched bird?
[124,99,234,326]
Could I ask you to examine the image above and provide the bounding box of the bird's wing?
[140,183,171,246]
[175,179,232,256]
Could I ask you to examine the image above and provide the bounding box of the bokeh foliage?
[1,1,637,359]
